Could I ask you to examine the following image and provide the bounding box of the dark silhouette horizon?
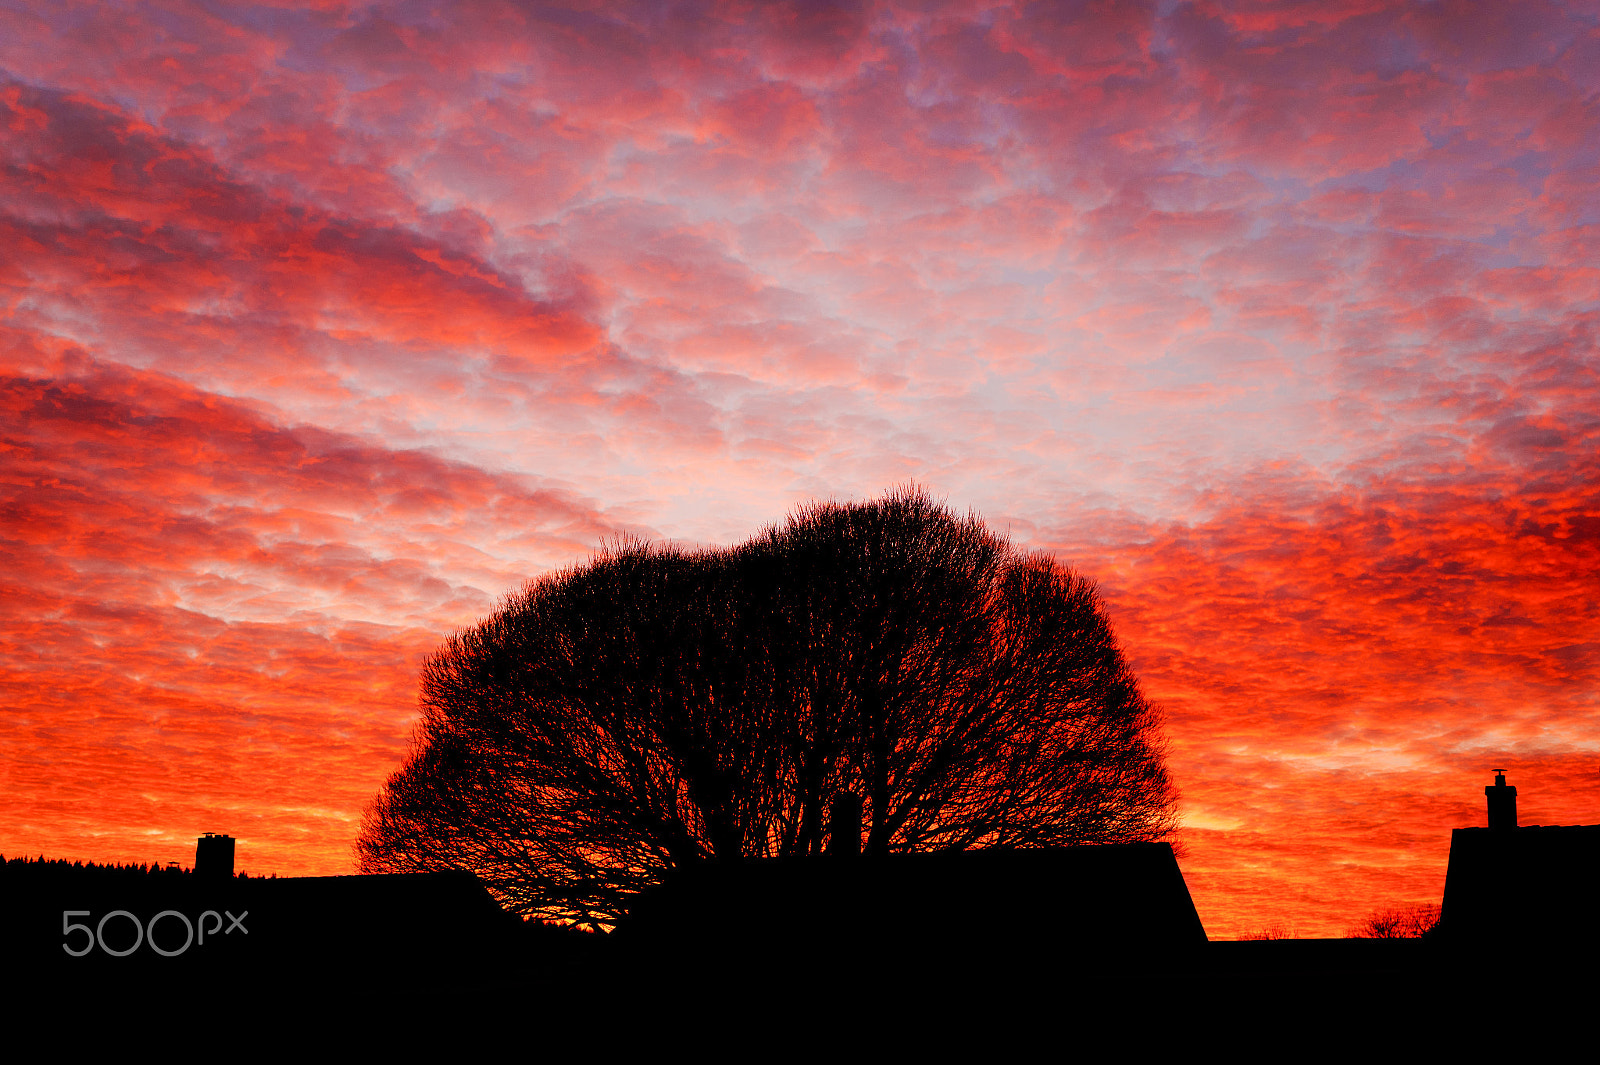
[8,771,1599,1040]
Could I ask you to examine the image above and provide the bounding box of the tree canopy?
[358,488,1176,928]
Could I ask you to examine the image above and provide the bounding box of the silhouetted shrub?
[1238,923,1297,940]
[1348,904,1440,939]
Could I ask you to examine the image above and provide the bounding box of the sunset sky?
[3,0,1596,938]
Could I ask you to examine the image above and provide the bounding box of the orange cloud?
[0,351,629,872]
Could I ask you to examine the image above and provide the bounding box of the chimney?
[1485,771,1517,832]
[195,833,235,880]
[828,793,862,859]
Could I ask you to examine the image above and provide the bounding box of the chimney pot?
[195,833,235,879]
[1485,771,1517,832]
[828,793,862,859]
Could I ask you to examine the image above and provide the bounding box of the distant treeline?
[0,855,269,881]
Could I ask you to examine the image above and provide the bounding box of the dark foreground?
[11,930,1588,1050]
[6,854,1592,1046]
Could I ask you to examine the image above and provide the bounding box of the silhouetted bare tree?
[358,488,1176,927]
[1347,903,1441,939]
[1238,923,1296,941]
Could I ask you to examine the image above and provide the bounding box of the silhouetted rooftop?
[1438,780,1600,951]
[620,842,1207,978]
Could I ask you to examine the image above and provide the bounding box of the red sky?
[2,0,1596,938]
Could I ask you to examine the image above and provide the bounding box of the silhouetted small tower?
[1485,771,1517,832]
[195,833,235,880]
[828,793,862,858]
